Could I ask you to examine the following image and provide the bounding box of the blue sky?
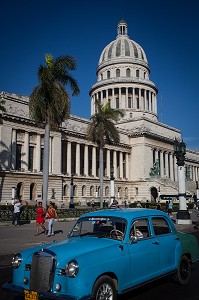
[1,0,199,150]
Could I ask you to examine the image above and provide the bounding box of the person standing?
[46,202,58,236]
[35,202,47,236]
[12,199,21,226]
[156,200,162,210]
[168,200,173,217]
[109,199,119,209]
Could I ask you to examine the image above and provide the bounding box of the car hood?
[26,236,120,264]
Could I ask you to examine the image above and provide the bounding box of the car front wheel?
[174,255,191,285]
[92,275,117,300]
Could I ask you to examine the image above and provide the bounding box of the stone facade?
[0,20,199,206]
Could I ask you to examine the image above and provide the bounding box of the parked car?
[3,208,199,300]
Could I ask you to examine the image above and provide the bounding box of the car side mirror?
[131,235,138,244]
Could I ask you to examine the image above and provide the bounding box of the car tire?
[174,255,191,285]
[92,275,117,300]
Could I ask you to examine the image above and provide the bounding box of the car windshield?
[69,216,127,240]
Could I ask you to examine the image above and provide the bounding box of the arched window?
[136,69,139,78]
[101,74,103,80]
[126,68,130,77]
[116,69,120,77]
[82,185,86,197]
[74,185,78,197]
[90,186,94,196]
[107,70,110,79]
[30,182,36,201]
[16,182,23,200]
[63,184,69,197]
[105,186,109,197]
[125,187,128,197]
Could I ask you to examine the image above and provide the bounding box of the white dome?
[98,20,148,69]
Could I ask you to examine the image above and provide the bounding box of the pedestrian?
[145,200,150,208]
[35,202,47,236]
[103,200,106,208]
[12,199,21,226]
[136,201,142,208]
[109,199,119,209]
[46,202,58,237]
[91,200,95,209]
[168,200,173,217]
[165,201,169,213]
[156,200,162,210]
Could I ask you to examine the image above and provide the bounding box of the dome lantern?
[117,19,128,36]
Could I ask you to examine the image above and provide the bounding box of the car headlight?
[12,253,22,269]
[65,260,79,277]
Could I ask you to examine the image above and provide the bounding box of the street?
[0,221,199,299]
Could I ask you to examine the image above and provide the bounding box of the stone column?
[92,146,96,177]
[165,152,169,178]
[84,144,88,176]
[113,151,117,179]
[170,153,174,181]
[23,132,29,171]
[160,151,164,178]
[67,141,71,176]
[106,149,110,178]
[35,134,41,172]
[125,153,129,179]
[49,137,52,173]
[76,143,80,175]
[119,152,123,179]
[11,129,17,170]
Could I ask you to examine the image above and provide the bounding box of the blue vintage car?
[3,208,199,300]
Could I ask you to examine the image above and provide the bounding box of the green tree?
[29,54,80,208]
[87,100,124,208]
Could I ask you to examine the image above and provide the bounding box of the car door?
[151,216,181,274]
[127,218,161,286]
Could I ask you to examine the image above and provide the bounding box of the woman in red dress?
[35,202,47,236]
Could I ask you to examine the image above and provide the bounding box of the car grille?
[30,250,56,292]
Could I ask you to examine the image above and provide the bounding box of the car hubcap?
[181,261,189,279]
[96,283,113,300]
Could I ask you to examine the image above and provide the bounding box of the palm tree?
[87,100,124,208]
[29,54,80,208]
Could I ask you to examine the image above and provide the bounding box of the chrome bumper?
[2,281,91,300]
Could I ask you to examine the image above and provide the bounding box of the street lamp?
[173,138,191,224]
[69,174,75,209]
[110,165,115,204]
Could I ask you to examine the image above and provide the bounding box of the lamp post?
[173,138,191,224]
[110,165,115,204]
[69,174,75,209]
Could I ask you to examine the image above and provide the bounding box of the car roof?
[80,208,169,222]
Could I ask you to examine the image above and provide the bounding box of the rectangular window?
[40,148,44,171]
[128,97,131,108]
[29,146,34,171]
[16,144,22,170]
[116,98,119,109]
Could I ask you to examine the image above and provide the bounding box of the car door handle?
[152,241,159,245]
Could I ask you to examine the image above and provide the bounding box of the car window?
[151,217,171,236]
[69,216,127,240]
[130,218,150,240]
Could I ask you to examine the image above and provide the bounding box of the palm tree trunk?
[42,121,50,209]
[99,146,104,209]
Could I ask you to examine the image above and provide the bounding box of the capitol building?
[0,20,199,206]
